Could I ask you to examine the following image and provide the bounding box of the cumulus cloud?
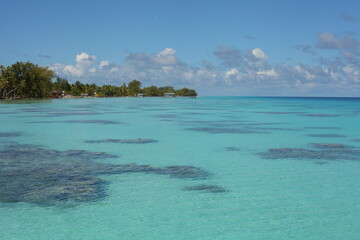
[212,46,274,87]
[243,48,268,63]
[256,69,278,78]
[316,32,358,50]
[49,45,360,96]
[157,48,176,56]
[76,52,96,63]
[60,52,97,77]
[99,61,110,69]
[125,48,179,68]
[340,13,358,23]
[50,48,219,88]
[294,65,315,80]
[213,46,268,69]
[252,48,267,60]
[342,65,360,83]
[224,68,242,85]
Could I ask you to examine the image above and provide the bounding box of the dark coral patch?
[84,138,158,144]
[63,120,122,124]
[245,126,302,131]
[226,147,241,151]
[156,166,211,179]
[183,184,227,193]
[183,120,246,125]
[205,123,286,127]
[0,144,117,163]
[255,111,305,115]
[300,114,339,117]
[156,114,177,119]
[186,127,268,134]
[142,108,172,111]
[307,134,347,138]
[28,120,122,124]
[0,144,117,205]
[259,148,331,160]
[314,161,329,165]
[304,127,341,130]
[0,144,210,206]
[258,145,360,161]
[310,143,351,149]
[186,123,300,134]
[182,112,210,115]
[0,132,23,138]
[47,112,99,116]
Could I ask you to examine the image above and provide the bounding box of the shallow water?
[1,97,360,239]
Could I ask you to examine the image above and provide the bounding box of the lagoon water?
[1,97,360,239]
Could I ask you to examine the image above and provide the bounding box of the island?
[0,61,197,100]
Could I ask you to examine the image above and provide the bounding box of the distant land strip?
[0,61,197,100]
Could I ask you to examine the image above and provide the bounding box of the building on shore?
[49,91,64,98]
[164,92,175,97]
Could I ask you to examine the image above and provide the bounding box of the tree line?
[0,61,197,99]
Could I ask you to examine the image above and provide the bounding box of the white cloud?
[157,48,176,57]
[225,68,239,78]
[64,65,81,76]
[56,52,97,77]
[224,68,243,85]
[49,45,360,96]
[256,69,278,78]
[252,48,267,60]
[76,52,96,63]
[294,65,315,80]
[99,61,110,69]
[343,65,360,82]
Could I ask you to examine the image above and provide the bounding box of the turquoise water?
[1,97,360,239]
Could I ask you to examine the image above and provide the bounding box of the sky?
[1,0,360,96]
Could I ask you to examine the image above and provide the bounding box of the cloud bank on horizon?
[50,30,360,96]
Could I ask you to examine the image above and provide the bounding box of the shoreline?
[0,95,197,101]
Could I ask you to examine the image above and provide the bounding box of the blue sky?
[1,0,360,96]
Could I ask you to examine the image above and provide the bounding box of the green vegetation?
[0,61,197,99]
[0,62,54,99]
[127,80,142,96]
[175,87,197,97]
